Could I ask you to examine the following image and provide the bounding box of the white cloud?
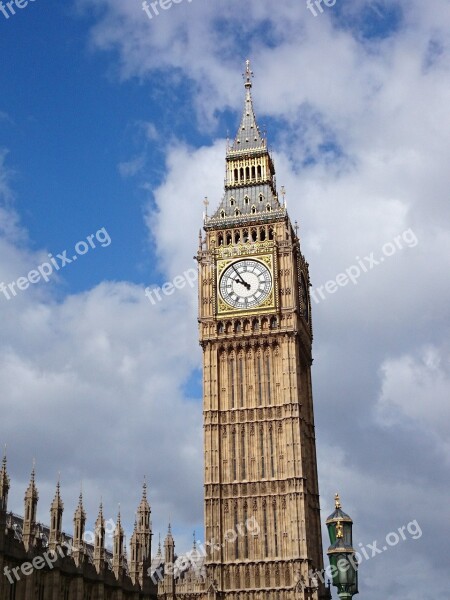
[376,346,450,457]
[1,0,449,596]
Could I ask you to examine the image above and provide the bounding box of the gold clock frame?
[214,242,278,317]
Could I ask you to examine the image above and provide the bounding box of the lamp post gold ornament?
[327,494,359,600]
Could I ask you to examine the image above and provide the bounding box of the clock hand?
[233,277,248,288]
[232,264,251,290]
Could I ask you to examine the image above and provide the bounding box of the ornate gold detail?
[335,492,341,509]
[336,520,344,539]
[216,253,276,317]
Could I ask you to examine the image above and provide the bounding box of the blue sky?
[1,1,449,599]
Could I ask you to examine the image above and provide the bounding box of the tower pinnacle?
[231,60,264,152]
[244,59,253,89]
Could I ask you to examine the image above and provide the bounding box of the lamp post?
[326,494,358,600]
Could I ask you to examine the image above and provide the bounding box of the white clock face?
[219,259,272,310]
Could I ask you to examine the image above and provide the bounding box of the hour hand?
[232,264,250,289]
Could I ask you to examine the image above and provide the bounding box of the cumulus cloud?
[1,0,449,597]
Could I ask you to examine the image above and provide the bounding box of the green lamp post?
[326,494,359,600]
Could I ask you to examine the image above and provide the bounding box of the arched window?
[257,165,262,179]
[260,228,266,241]
[234,168,238,182]
[217,322,224,334]
[266,352,271,405]
[230,359,235,409]
[266,204,271,212]
[239,356,244,407]
[251,166,256,179]
[231,429,237,478]
[244,196,249,205]
[241,428,246,478]
[230,198,235,206]
[251,228,257,241]
[220,210,225,218]
[235,231,240,244]
[240,168,244,181]
[251,205,256,215]
[268,227,274,241]
[260,428,265,478]
[257,354,263,405]
[226,232,232,245]
[245,167,250,180]
[218,234,224,246]
[259,193,264,202]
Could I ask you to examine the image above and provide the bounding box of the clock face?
[219,259,272,310]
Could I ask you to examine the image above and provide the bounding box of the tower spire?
[0,446,9,511]
[23,461,39,551]
[49,476,64,551]
[0,448,10,547]
[73,484,86,566]
[244,58,253,89]
[209,60,280,222]
[231,60,264,152]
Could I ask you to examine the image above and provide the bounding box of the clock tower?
[198,61,326,600]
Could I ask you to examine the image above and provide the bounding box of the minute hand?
[232,264,250,289]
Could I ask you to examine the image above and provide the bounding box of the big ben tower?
[197,61,327,600]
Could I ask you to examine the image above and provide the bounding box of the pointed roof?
[74,487,86,521]
[115,505,124,536]
[138,478,150,512]
[51,478,63,511]
[326,493,353,524]
[207,60,284,226]
[156,533,162,558]
[95,501,105,528]
[230,60,265,153]
[0,448,10,493]
[164,522,174,546]
[25,462,38,501]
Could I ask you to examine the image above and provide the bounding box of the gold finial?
[336,520,344,539]
[335,493,341,510]
[244,59,253,89]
